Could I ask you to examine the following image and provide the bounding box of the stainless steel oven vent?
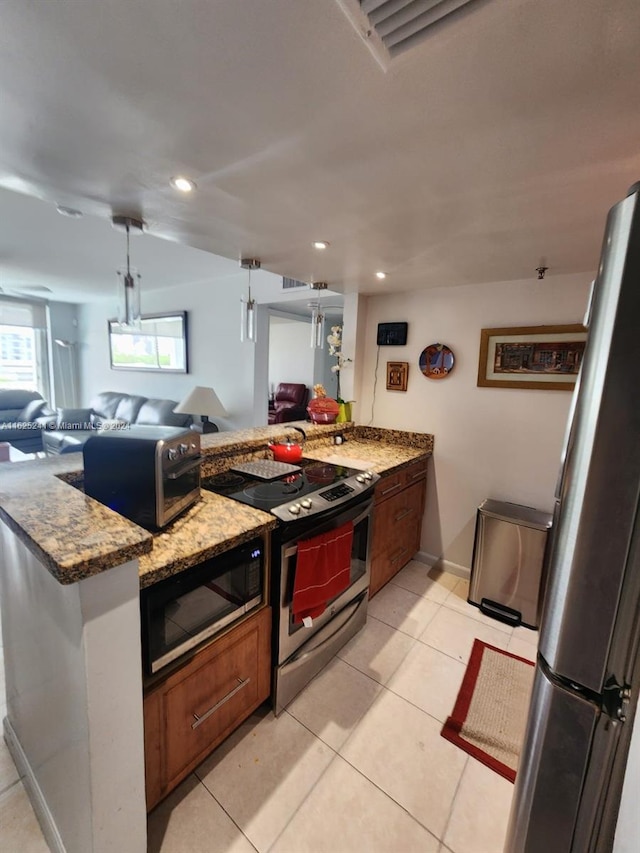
[337,0,485,66]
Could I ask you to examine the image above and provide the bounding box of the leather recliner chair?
[268,383,309,424]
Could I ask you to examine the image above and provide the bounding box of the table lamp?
[174,386,227,433]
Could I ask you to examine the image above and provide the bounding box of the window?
[108,312,188,373]
[0,297,51,398]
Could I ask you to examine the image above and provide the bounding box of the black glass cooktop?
[202,458,368,517]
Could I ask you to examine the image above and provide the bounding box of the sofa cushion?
[136,398,189,427]
[43,430,93,455]
[16,398,48,422]
[98,418,128,429]
[115,394,147,424]
[89,391,128,420]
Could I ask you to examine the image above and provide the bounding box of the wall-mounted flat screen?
[108,312,188,373]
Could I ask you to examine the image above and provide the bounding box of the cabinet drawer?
[402,458,428,488]
[374,470,404,503]
[145,606,271,809]
[165,625,261,781]
[369,477,427,597]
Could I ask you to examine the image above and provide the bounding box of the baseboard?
[3,717,66,853]
[415,551,470,580]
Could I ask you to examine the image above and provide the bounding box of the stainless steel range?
[202,458,379,714]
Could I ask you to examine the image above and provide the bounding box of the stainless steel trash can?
[469,499,552,629]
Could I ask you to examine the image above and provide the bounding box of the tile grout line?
[337,624,419,685]
[0,777,25,802]
[335,747,443,846]
[289,651,464,847]
[367,598,444,642]
[193,769,261,852]
[438,753,470,852]
[284,663,442,840]
[263,716,341,853]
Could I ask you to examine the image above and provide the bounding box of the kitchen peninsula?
[0,422,433,853]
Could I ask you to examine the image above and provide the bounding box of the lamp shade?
[174,386,227,418]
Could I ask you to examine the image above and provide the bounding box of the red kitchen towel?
[292,520,354,623]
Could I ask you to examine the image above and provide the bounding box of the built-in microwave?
[140,537,265,675]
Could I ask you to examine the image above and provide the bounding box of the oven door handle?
[286,592,366,665]
[281,499,373,560]
[166,456,203,479]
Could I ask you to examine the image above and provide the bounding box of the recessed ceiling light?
[170,176,197,193]
[376,271,387,280]
[313,240,329,250]
[56,205,83,218]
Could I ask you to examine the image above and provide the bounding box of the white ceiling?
[0,0,639,304]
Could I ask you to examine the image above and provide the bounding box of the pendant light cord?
[126,221,131,278]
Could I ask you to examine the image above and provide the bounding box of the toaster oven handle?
[166,456,203,479]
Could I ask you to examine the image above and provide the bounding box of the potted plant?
[327,325,353,423]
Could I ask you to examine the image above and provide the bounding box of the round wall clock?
[419,343,455,380]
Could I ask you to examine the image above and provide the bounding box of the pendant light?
[309,301,325,349]
[240,258,260,343]
[112,215,144,330]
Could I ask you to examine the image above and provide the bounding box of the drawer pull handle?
[390,546,408,564]
[409,469,425,480]
[394,508,413,522]
[381,481,402,496]
[191,677,251,730]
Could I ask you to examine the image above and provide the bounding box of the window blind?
[0,296,48,330]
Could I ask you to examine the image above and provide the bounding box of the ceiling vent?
[282,277,308,290]
[337,0,484,68]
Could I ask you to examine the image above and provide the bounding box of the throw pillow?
[16,398,46,422]
[56,408,93,429]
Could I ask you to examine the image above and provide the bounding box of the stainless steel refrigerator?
[505,182,640,852]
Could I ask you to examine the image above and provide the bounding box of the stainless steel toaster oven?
[83,425,201,529]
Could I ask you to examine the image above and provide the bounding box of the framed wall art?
[477,324,586,391]
[386,361,409,391]
[419,343,455,380]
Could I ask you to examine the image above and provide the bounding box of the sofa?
[268,383,309,424]
[42,391,193,455]
[0,390,56,454]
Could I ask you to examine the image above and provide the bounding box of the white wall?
[78,273,268,430]
[356,272,593,573]
[268,316,315,391]
[0,526,146,853]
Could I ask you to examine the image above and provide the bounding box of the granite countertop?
[302,426,432,474]
[0,423,433,587]
[138,491,276,589]
[0,454,153,585]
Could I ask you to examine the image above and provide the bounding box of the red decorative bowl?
[308,410,337,424]
[307,397,339,424]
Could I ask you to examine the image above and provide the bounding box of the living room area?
[0,186,351,455]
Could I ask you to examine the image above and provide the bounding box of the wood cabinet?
[369,458,428,597]
[143,606,271,811]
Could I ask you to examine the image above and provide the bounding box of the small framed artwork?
[477,324,587,391]
[386,361,409,391]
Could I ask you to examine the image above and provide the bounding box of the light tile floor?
[0,564,538,852]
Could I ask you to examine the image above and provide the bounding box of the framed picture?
[478,324,587,391]
[108,312,189,373]
[386,361,409,391]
